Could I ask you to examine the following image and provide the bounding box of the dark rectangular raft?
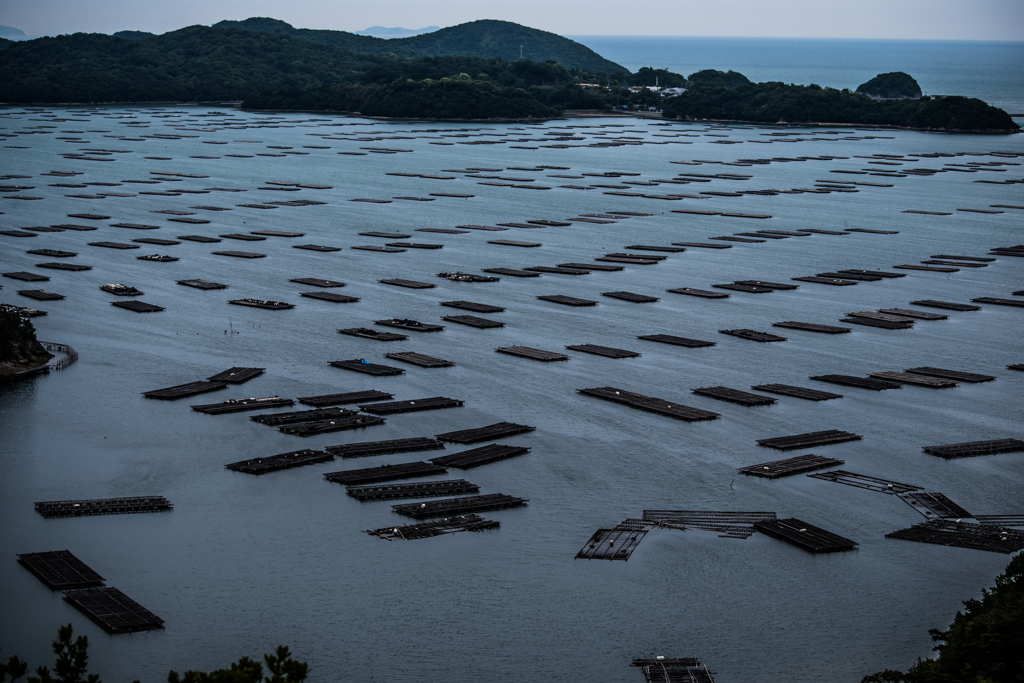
[602,291,659,303]
[330,359,405,376]
[808,470,921,494]
[279,415,385,436]
[973,297,1024,308]
[325,461,447,485]
[738,454,845,479]
[773,321,851,334]
[496,346,569,361]
[719,329,787,342]
[632,657,715,683]
[879,308,948,320]
[757,429,862,450]
[667,287,729,299]
[637,334,715,348]
[922,438,1024,459]
[177,279,227,290]
[302,292,359,303]
[436,422,536,444]
[910,299,981,311]
[384,352,454,368]
[18,290,64,301]
[298,390,393,407]
[904,367,995,383]
[251,407,355,426]
[359,397,463,414]
[63,587,165,634]
[579,387,719,422]
[348,479,479,501]
[868,371,958,388]
[525,266,589,275]
[375,319,445,332]
[229,299,293,310]
[17,550,105,589]
[366,514,498,540]
[430,444,529,469]
[441,300,505,313]
[810,375,901,390]
[559,262,623,272]
[206,367,264,384]
[576,523,649,561]
[326,437,444,458]
[379,278,435,289]
[898,492,973,519]
[751,384,842,401]
[226,449,333,474]
[886,520,1024,554]
[290,277,345,287]
[112,301,165,313]
[338,328,408,341]
[392,493,527,519]
[34,496,174,518]
[693,386,775,406]
[143,380,226,400]
[443,315,505,328]
[565,344,639,359]
[537,294,597,306]
[753,518,858,553]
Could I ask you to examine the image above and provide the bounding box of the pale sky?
[2,0,1022,40]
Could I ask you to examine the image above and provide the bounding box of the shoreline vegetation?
[0,311,52,380]
[0,19,1018,132]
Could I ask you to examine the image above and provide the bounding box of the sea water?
[0,100,1022,683]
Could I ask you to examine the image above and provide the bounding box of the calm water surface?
[0,104,1022,683]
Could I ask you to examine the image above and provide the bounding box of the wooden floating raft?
[886,520,1024,554]
[579,387,719,422]
[430,444,530,469]
[603,291,659,303]
[719,329,787,342]
[63,586,165,634]
[251,407,356,426]
[672,241,732,249]
[436,422,535,444]
[392,493,527,519]
[577,522,650,561]
[810,375,901,391]
[714,283,773,293]
[792,276,858,286]
[36,262,91,271]
[111,301,164,313]
[525,266,589,275]
[566,344,639,359]
[757,429,862,450]
[17,550,105,589]
[302,291,359,303]
[177,279,227,289]
[625,244,686,253]
[632,657,715,683]
[878,308,948,320]
[207,367,264,384]
[910,299,980,311]
[497,345,569,361]
[438,271,500,282]
[348,479,479,502]
[226,448,333,474]
[192,396,292,415]
[973,297,1024,308]
[443,315,504,328]
[90,241,140,250]
[4,271,50,282]
[228,298,293,310]
[808,470,921,494]
[143,380,226,400]
[637,334,715,348]
[34,496,173,518]
[279,414,385,436]
[330,359,405,376]
[753,518,857,553]
[326,437,444,458]
[923,438,1024,459]
[868,371,957,388]
[559,262,622,272]
[338,327,408,341]
[290,277,345,287]
[212,251,265,259]
[738,454,844,479]
[537,294,597,307]
[898,491,972,520]
[773,321,851,334]
[482,267,538,278]
[359,396,463,414]
[18,290,64,301]
[366,514,498,540]
[976,515,1024,527]
[751,384,842,401]
[644,510,776,525]
[440,300,504,313]
[693,386,775,406]
[384,352,454,368]
[325,460,447,486]
[904,367,994,383]
[375,318,444,332]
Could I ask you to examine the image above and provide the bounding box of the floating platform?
[757,429,862,450]
[643,510,776,527]
[886,520,1024,554]
[773,321,851,334]
[339,327,408,342]
[973,297,1024,308]
[738,454,845,479]
[28,249,76,258]
[178,279,228,292]
[89,241,140,250]
[204,367,263,385]
[375,319,444,332]
[192,396,290,415]
[443,315,504,328]
[565,344,639,359]
[301,291,359,303]
[736,280,799,290]
[291,277,345,287]
[751,384,842,401]
[440,272,501,282]
[603,291,659,303]
[537,294,597,307]
[637,334,715,348]
[909,299,981,311]
[489,239,541,247]
[325,437,443,458]
[384,352,454,368]
[714,283,773,294]
[34,496,173,518]
[481,268,538,278]
[226,448,333,474]
[672,241,732,249]
[36,262,91,271]
[719,329,787,342]
[63,587,165,634]
[898,491,972,520]
[667,287,729,299]
[879,308,948,320]
[278,414,385,436]
[441,300,505,313]
[392,493,527,519]
[810,374,901,391]
[868,371,958,388]
[251,407,356,426]
[576,523,649,561]
[212,251,265,259]
[348,479,479,501]
[625,245,686,253]
[894,264,958,273]
[497,345,570,362]
[330,359,405,376]
[436,422,536,444]
[4,271,49,282]
[431,444,529,469]
[841,317,914,330]
[807,470,921,494]
[229,299,293,310]
[525,266,589,275]
[579,387,719,422]
[976,515,1024,527]
[143,381,226,400]
[111,300,164,313]
[294,244,342,252]
[17,550,104,589]
[177,235,221,243]
[559,262,623,272]
[18,290,64,301]
[818,271,882,281]
[366,514,498,540]
[693,386,775,406]
[632,657,715,683]
[923,438,1024,459]
[359,396,463,414]
[792,276,858,286]
[753,518,857,553]
[905,367,994,383]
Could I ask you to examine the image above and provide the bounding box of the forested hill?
[213,18,627,74]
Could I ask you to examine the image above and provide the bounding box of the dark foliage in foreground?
[0,310,47,365]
